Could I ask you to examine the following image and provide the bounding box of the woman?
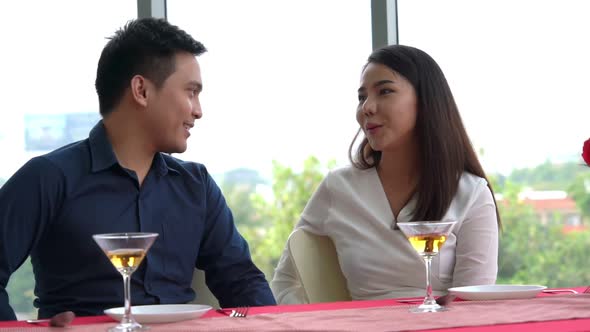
[271,45,501,304]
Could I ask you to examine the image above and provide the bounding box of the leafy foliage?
[240,157,334,278]
[6,259,35,318]
[502,160,586,190]
[567,172,590,218]
[497,179,590,287]
[221,168,268,228]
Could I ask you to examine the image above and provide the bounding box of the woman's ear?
[130,75,149,108]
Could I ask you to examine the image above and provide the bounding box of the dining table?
[0,286,589,331]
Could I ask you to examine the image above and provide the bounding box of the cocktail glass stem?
[422,256,436,306]
[408,255,446,313]
[121,272,135,326]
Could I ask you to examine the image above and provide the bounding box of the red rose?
[583,138,590,166]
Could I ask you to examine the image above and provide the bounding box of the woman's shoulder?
[443,172,494,223]
[458,172,488,189]
[326,165,375,184]
[454,172,491,204]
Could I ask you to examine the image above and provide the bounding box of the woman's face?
[356,62,418,152]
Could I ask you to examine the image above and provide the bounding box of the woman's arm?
[270,237,309,304]
[452,184,499,286]
[270,174,332,304]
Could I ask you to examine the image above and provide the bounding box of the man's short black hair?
[95,18,206,116]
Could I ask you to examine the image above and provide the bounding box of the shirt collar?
[89,121,118,173]
[153,153,181,176]
[88,121,179,176]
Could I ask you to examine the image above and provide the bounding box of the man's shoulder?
[30,139,90,174]
[161,154,208,178]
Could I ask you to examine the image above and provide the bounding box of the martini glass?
[396,221,456,313]
[93,232,158,331]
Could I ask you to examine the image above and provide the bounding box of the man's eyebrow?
[187,81,203,91]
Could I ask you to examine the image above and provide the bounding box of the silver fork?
[230,306,249,318]
[542,289,579,294]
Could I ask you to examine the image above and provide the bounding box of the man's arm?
[195,166,275,307]
[0,157,65,320]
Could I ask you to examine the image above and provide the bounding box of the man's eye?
[358,95,367,102]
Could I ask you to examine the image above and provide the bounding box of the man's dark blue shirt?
[0,122,275,320]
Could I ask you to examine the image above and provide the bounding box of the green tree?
[246,157,334,278]
[6,259,36,318]
[221,168,267,228]
[505,160,585,190]
[497,181,537,282]
[486,174,505,195]
[567,172,590,218]
[497,179,590,287]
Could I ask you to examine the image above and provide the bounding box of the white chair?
[287,229,351,303]
[189,268,220,308]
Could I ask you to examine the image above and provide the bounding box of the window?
[397,0,590,173]
[167,0,372,176]
[167,0,372,279]
[398,0,590,287]
[0,0,137,318]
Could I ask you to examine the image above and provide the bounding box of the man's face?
[145,52,203,154]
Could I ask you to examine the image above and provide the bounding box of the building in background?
[518,190,584,232]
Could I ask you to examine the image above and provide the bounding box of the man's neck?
[103,113,155,185]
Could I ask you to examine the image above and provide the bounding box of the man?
[0,18,275,320]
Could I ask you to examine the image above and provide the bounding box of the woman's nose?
[361,98,376,116]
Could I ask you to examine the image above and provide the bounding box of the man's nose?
[192,102,203,119]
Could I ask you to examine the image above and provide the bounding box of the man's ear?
[130,75,150,108]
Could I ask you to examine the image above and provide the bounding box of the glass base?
[108,321,149,331]
[409,302,448,313]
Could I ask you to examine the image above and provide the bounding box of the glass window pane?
[398,0,590,172]
[168,0,372,175]
[0,0,137,318]
[167,1,372,279]
[398,0,590,287]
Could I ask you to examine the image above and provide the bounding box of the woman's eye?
[379,88,394,95]
[358,95,367,102]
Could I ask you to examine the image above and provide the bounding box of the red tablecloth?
[1,286,588,331]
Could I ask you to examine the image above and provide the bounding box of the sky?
[1,0,588,181]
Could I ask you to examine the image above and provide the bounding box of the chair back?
[287,229,351,303]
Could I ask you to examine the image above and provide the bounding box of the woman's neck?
[376,141,420,219]
[377,141,420,188]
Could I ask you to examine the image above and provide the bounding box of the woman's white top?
[271,166,499,304]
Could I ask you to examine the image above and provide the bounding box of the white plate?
[448,284,547,301]
[104,304,212,324]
